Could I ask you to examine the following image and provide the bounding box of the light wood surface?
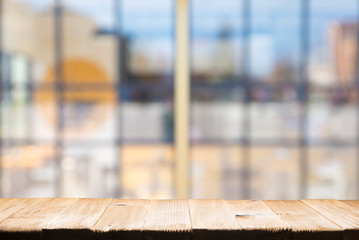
[142,199,191,240]
[265,200,342,240]
[0,199,357,240]
[189,199,238,240]
[43,198,111,240]
[93,199,149,240]
[301,199,359,240]
[227,200,289,239]
[0,198,33,223]
[0,198,76,240]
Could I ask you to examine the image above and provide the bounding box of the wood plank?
[93,199,149,240]
[0,198,76,240]
[42,198,112,240]
[264,200,342,240]
[0,198,356,240]
[0,198,34,223]
[341,200,359,212]
[302,199,359,240]
[142,199,191,240]
[189,199,239,240]
[226,200,289,239]
[341,200,359,238]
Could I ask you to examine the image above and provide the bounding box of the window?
[1,0,358,199]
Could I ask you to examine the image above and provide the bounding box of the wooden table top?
[0,199,358,240]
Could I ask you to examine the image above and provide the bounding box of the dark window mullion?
[240,0,251,199]
[299,0,310,199]
[0,0,3,198]
[114,0,122,198]
[54,0,64,197]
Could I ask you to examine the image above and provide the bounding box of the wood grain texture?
[227,200,289,239]
[0,198,76,240]
[341,200,359,212]
[0,199,357,240]
[189,199,238,240]
[0,198,33,223]
[93,199,149,240]
[302,199,359,240]
[142,199,191,240]
[42,198,111,240]
[264,200,342,240]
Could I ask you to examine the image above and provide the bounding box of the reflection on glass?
[249,0,300,142]
[62,147,117,197]
[191,0,241,83]
[191,91,243,143]
[250,147,299,200]
[1,0,56,197]
[250,88,300,141]
[120,0,174,198]
[61,1,116,142]
[121,0,174,142]
[309,0,358,87]
[307,147,357,199]
[1,55,31,140]
[191,0,243,199]
[54,0,118,196]
[121,145,173,198]
[307,99,357,143]
[250,0,300,83]
[191,145,241,199]
[1,0,359,200]
[2,145,56,197]
[308,0,358,144]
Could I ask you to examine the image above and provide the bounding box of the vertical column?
[241,0,251,199]
[114,0,122,198]
[299,0,309,198]
[175,0,190,199]
[54,0,64,197]
[356,0,359,199]
[0,0,3,197]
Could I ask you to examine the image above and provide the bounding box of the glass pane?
[191,88,243,143]
[121,144,174,198]
[250,147,300,199]
[249,0,300,142]
[3,0,54,84]
[191,0,242,83]
[61,0,116,142]
[190,0,242,199]
[120,0,174,198]
[308,91,357,143]
[191,145,242,199]
[122,102,172,142]
[1,0,56,196]
[61,89,116,142]
[2,88,30,140]
[54,0,119,196]
[62,146,117,197]
[250,0,300,83]
[309,0,358,87]
[33,88,57,141]
[307,147,357,199]
[250,86,300,141]
[2,144,56,197]
[306,0,359,200]
[122,0,173,84]
[122,0,174,143]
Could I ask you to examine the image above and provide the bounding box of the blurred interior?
[0,0,358,199]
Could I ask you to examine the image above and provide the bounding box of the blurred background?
[0,0,358,199]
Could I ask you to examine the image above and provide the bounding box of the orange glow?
[36,58,115,103]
